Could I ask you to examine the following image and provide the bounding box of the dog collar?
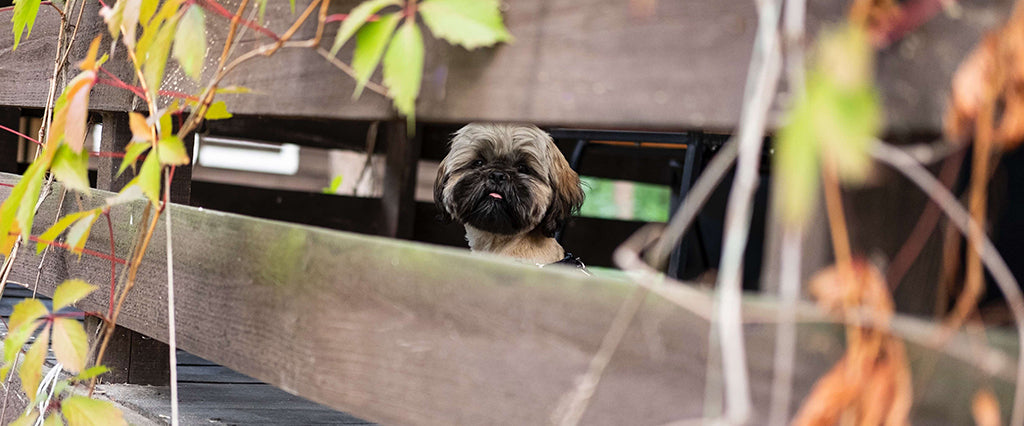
[539,252,591,276]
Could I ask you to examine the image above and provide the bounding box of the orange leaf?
[78,35,103,71]
[973,388,1001,426]
[128,112,152,142]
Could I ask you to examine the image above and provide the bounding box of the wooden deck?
[0,286,373,425]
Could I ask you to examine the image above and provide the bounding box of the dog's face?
[434,123,584,237]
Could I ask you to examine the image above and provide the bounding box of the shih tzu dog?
[434,123,586,266]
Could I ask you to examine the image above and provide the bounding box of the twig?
[870,140,1024,426]
[163,169,179,426]
[712,0,785,420]
[315,47,389,97]
[768,227,802,426]
[32,188,67,298]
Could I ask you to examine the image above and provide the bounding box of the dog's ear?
[538,137,584,237]
[433,160,454,223]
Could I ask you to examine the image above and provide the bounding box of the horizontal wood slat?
[0,0,1014,131]
[0,173,1014,424]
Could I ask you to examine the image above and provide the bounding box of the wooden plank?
[0,106,19,173]
[0,173,1014,424]
[101,383,373,425]
[177,365,263,384]
[0,0,1014,131]
[95,112,170,385]
[381,121,421,238]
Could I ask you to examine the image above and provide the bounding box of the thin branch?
[315,47,389,96]
[712,0,785,420]
[768,227,802,426]
[870,140,1024,426]
[163,168,180,426]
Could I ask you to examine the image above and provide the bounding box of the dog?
[434,123,585,266]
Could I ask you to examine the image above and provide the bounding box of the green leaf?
[350,12,401,99]
[773,96,820,226]
[204,101,233,120]
[142,17,180,101]
[16,156,52,246]
[382,20,423,130]
[173,6,206,80]
[51,144,91,193]
[43,413,64,426]
[139,0,159,27]
[72,365,110,382]
[0,154,47,255]
[61,396,128,426]
[158,108,172,140]
[53,279,98,312]
[323,175,343,194]
[256,0,267,23]
[11,0,42,50]
[117,141,151,177]
[36,210,90,254]
[52,318,89,374]
[289,0,295,13]
[125,153,161,204]
[329,0,399,56]
[65,210,98,255]
[20,325,49,403]
[9,411,38,426]
[158,136,190,165]
[419,0,512,49]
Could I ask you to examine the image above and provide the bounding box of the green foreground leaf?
[419,0,512,49]
[351,12,401,99]
[62,395,127,426]
[11,0,42,50]
[382,20,423,130]
[329,0,399,56]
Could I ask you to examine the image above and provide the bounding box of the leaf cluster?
[2,281,127,426]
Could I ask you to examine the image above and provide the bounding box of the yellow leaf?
[9,411,39,426]
[20,325,49,403]
[9,298,48,331]
[61,396,127,426]
[43,413,64,426]
[78,36,103,71]
[52,318,89,374]
[128,112,152,142]
[53,279,98,312]
[158,136,189,166]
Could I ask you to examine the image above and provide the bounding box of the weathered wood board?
[0,0,1014,131]
[0,173,1015,424]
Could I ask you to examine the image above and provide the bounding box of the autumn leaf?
[117,141,151,177]
[52,317,89,374]
[20,325,49,402]
[382,20,423,130]
[973,388,1002,426]
[204,101,233,120]
[61,396,128,426]
[128,112,151,142]
[106,185,146,206]
[53,279,98,312]
[50,71,97,153]
[72,365,110,382]
[9,412,39,426]
[2,299,48,379]
[143,17,179,100]
[329,0,400,56]
[419,0,512,49]
[351,13,401,99]
[77,36,104,71]
[173,6,207,80]
[16,155,52,246]
[43,414,63,426]
[65,211,100,256]
[120,0,142,47]
[158,136,190,165]
[37,210,92,254]
[11,0,42,50]
[51,144,91,193]
[125,153,162,204]
[100,0,126,40]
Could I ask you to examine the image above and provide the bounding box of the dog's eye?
[471,159,485,168]
[517,164,532,175]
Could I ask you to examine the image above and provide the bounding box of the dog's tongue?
[489,192,503,199]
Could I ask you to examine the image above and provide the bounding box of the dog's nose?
[489,171,508,183]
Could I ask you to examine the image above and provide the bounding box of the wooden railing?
[0,0,1019,423]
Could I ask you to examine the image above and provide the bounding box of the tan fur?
[434,123,584,264]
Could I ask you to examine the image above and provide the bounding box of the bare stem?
[870,140,1024,426]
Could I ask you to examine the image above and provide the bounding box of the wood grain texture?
[0,0,1015,131]
[0,173,1013,424]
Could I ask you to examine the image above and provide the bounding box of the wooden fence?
[0,0,1020,423]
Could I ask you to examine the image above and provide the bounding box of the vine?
[0,0,511,423]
